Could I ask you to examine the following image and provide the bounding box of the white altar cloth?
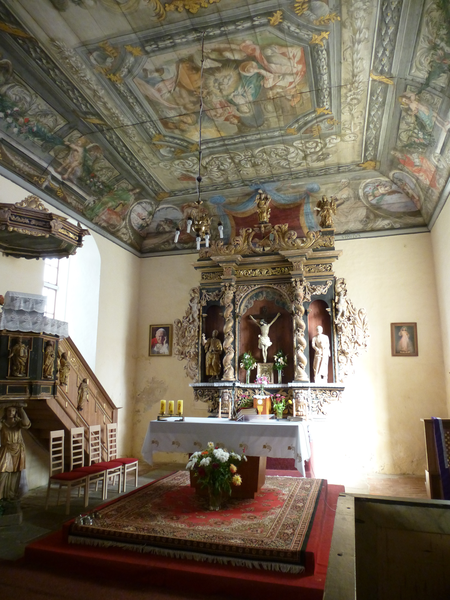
[141,417,311,476]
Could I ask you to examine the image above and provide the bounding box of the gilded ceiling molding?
[334,278,370,382]
[173,287,200,382]
[364,0,403,161]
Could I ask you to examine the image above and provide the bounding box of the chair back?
[49,430,65,476]
[432,417,450,500]
[89,424,102,465]
[70,427,85,470]
[106,423,118,461]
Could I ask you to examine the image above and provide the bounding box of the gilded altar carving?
[200,289,222,305]
[293,389,309,419]
[201,272,221,281]
[235,266,292,278]
[304,263,333,274]
[334,278,370,382]
[309,388,344,415]
[193,387,221,413]
[221,283,236,381]
[199,225,323,258]
[173,287,200,382]
[292,279,309,382]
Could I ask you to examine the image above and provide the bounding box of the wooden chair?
[45,429,89,515]
[82,425,122,499]
[106,423,139,493]
[69,426,108,500]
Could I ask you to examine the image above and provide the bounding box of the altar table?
[141,417,311,476]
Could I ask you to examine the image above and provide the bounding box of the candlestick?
[160,399,166,415]
[168,400,174,415]
[177,400,183,416]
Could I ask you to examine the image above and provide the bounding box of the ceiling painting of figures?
[0,0,447,256]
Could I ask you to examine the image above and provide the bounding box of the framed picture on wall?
[391,323,418,357]
[149,324,173,357]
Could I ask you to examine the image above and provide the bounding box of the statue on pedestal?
[0,406,31,501]
[312,326,330,382]
[249,313,281,363]
[202,330,223,380]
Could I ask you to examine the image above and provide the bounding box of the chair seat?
[74,465,107,474]
[50,471,87,482]
[115,457,138,465]
[94,461,123,469]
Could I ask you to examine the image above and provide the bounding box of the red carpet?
[68,471,322,573]
[25,472,344,600]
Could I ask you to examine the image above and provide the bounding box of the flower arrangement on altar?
[255,374,270,394]
[272,394,292,415]
[273,350,288,373]
[186,442,246,498]
[240,352,257,371]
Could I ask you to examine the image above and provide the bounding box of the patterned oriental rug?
[69,471,323,574]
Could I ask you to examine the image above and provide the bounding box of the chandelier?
[174,32,223,250]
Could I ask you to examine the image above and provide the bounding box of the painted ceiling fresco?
[0,0,448,256]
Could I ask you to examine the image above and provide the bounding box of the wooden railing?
[25,336,118,463]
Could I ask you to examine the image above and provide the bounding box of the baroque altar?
[173,192,369,419]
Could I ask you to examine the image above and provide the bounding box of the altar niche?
[239,299,293,384]
[308,299,334,384]
[201,304,224,382]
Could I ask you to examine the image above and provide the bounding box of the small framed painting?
[391,323,418,357]
[149,324,173,357]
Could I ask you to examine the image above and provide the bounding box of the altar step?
[24,476,344,600]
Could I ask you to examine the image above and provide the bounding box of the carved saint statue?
[59,352,71,386]
[249,313,281,363]
[43,341,55,379]
[77,378,89,411]
[256,189,271,223]
[312,326,330,382]
[0,406,31,501]
[8,338,29,377]
[315,195,337,229]
[202,330,223,380]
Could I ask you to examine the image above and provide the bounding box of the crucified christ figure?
[249,313,281,363]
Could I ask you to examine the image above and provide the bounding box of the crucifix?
[248,308,281,363]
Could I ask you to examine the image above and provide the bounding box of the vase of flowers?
[273,350,288,384]
[255,375,270,395]
[186,442,246,510]
[240,352,257,384]
[272,393,287,419]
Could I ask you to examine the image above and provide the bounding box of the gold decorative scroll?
[334,278,370,382]
[200,225,324,258]
[173,287,200,382]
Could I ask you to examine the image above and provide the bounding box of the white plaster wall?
[431,199,450,414]
[133,237,447,484]
[91,232,140,457]
[133,254,202,462]
[57,235,101,371]
[311,233,447,486]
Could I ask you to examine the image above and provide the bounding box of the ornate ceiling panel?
[0,0,448,255]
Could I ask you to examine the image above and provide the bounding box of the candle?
[177,400,183,416]
[160,399,166,414]
[168,400,174,415]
